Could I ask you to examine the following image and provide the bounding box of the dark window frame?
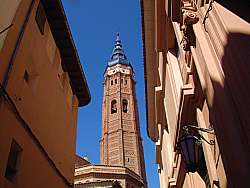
[111,100,117,114]
[122,99,128,113]
[5,139,22,182]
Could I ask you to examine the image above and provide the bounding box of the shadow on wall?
[210,32,250,187]
[217,0,250,23]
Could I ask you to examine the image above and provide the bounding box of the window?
[111,80,113,85]
[115,79,117,84]
[35,2,46,34]
[122,99,128,113]
[111,100,117,114]
[121,79,123,84]
[5,139,22,181]
[125,80,128,85]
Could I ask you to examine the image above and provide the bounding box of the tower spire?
[101,35,147,187]
[108,33,129,66]
[116,32,120,42]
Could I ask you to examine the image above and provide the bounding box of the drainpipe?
[2,0,36,89]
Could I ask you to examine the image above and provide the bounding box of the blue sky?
[61,1,159,187]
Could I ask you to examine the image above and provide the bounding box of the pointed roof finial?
[111,33,127,61]
[116,32,120,42]
[107,33,130,66]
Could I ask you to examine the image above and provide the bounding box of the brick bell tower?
[100,33,147,185]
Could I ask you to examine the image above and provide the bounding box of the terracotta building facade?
[74,34,147,188]
[141,0,250,187]
[0,0,90,187]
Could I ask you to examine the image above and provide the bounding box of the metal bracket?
[183,125,214,134]
[197,134,215,145]
[183,125,215,145]
[202,0,214,32]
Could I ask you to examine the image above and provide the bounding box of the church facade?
[74,34,147,188]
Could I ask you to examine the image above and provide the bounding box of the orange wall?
[0,0,79,186]
[0,106,71,188]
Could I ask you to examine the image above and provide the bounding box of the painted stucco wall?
[0,0,21,50]
[0,0,79,187]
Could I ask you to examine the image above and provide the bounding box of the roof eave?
[42,0,91,107]
[140,0,158,142]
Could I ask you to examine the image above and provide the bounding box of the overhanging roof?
[42,0,91,106]
[140,0,158,141]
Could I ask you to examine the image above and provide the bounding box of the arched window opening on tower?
[122,99,128,113]
[115,79,117,84]
[125,79,128,85]
[111,80,113,85]
[111,100,117,114]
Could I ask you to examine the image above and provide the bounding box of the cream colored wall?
[75,174,142,188]
[216,2,250,34]
[150,2,219,186]
[182,173,206,188]
[158,55,212,188]
[192,2,250,187]
[0,0,78,185]
[75,176,126,188]
[158,169,166,188]
[161,129,174,182]
[155,1,250,186]
[74,164,144,187]
[156,50,184,187]
[158,130,174,188]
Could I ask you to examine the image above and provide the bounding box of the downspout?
[2,0,36,89]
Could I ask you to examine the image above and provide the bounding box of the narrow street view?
[0,0,250,188]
